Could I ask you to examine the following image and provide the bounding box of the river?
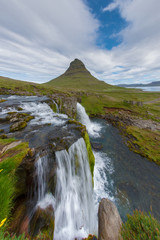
[92,118,160,222]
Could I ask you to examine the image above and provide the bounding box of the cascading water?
[20,102,67,126]
[76,103,115,215]
[76,103,101,137]
[35,153,48,202]
[54,138,96,240]
[52,100,60,113]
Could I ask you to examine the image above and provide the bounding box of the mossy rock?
[49,102,57,113]
[82,130,95,182]
[0,99,6,103]
[10,121,27,132]
[17,107,23,111]
[0,134,7,139]
[30,205,55,240]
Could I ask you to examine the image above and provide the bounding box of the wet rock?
[91,142,103,150]
[98,198,122,240]
[51,94,77,118]
[10,121,27,132]
[30,205,55,240]
[8,200,28,236]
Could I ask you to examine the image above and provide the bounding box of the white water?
[76,103,116,213]
[54,138,96,240]
[20,102,68,126]
[94,151,115,212]
[76,103,102,137]
[35,154,48,202]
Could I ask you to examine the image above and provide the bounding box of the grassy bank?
[125,126,160,165]
[0,138,29,231]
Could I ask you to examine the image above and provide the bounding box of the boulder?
[98,198,122,240]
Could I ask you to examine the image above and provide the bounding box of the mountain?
[44,59,111,92]
[118,81,160,87]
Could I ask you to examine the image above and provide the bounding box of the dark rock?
[98,198,122,240]
[91,142,103,150]
[30,205,55,240]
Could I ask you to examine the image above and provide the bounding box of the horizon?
[0,0,160,85]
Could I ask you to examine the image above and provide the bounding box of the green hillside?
[44,59,114,92]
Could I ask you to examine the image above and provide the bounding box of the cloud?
[0,0,99,82]
[103,1,119,12]
[0,0,160,84]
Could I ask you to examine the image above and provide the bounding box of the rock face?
[98,198,122,240]
[64,58,90,76]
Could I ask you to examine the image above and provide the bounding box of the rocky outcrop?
[30,205,55,240]
[104,108,160,131]
[50,94,77,118]
[98,198,122,240]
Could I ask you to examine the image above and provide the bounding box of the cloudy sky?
[0,0,160,85]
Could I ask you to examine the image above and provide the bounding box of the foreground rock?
[98,198,122,240]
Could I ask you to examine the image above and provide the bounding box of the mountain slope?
[44,59,111,92]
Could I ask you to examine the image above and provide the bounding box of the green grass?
[0,139,29,224]
[121,210,160,239]
[0,231,27,240]
[125,126,160,165]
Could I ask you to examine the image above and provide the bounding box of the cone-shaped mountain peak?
[64,58,90,76]
[45,59,109,91]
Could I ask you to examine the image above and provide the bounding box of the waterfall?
[35,153,56,210]
[54,138,96,240]
[35,154,48,202]
[77,103,101,137]
[52,100,59,113]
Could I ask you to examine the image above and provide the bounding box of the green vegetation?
[0,138,29,228]
[82,131,95,181]
[0,232,27,240]
[125,126,160,165]
[121,210,160,240]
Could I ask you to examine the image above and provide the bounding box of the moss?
[17,107,23,111]
[0,99,6,103]
[25,116,34,122]
[82,130,95,182]
[10,121,27,132]
[49,103,57,113]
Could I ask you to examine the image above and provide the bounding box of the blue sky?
[86,0,127,49]
[0,0,160,85]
